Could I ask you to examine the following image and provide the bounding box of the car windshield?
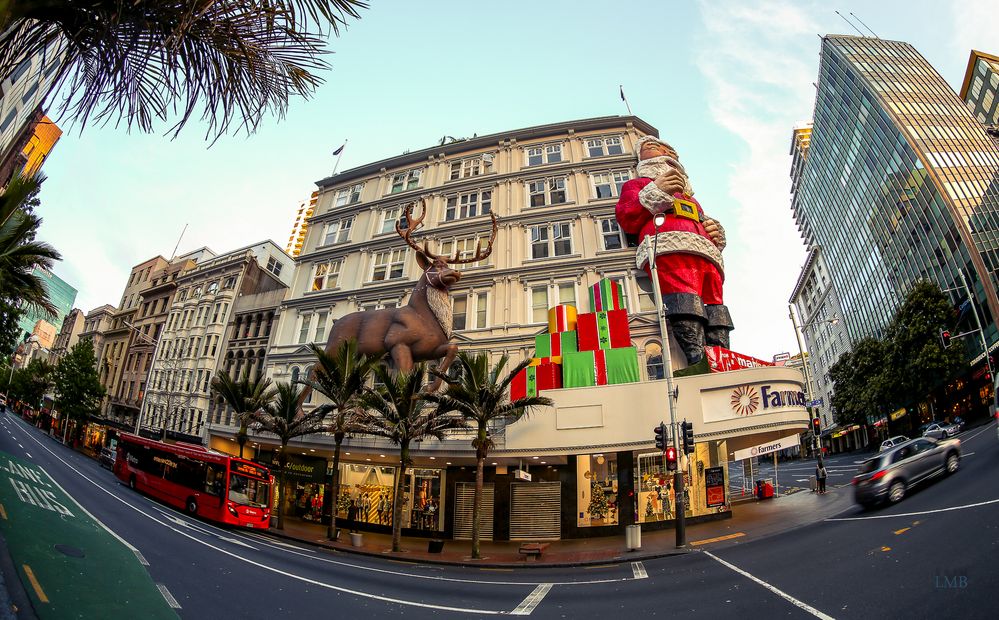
[228,473,270,508]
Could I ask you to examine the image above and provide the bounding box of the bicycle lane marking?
[0,450,177,619]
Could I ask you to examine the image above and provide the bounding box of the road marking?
[17,443,22,449]
[157,584,181,609]
[510,584,552,616]
[583,564,616,570]
[23,564,49,603]
[241,532,314,551]
[703,551,834,620]
[631,562,648,579]
[827,497,999,521]
[894,527,910,535]
[691,532,745,546]
[156,510,258,549]
[880,546,891,552]
[479,568,514,572]
[25,453,30,459]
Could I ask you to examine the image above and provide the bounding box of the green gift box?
[563,347,640,388]
[535,331,578,358]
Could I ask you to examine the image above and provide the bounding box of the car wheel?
[129,476,136,490]
[946,453,959,474]
[186,499,198,515]
[941,431,948,439]
[888,480,906,504]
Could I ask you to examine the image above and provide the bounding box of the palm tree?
[426,352,553,559]
[210,370,276,458]
[300,340,382,540]
[0,173,61,317]
[246,381,328,530]
[0,1,366,141]
[357,364,468,552]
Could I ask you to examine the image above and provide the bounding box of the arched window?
[646,342,665,380]
[290,366,300,383]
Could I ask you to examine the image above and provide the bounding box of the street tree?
[357,364,468,552]
[425,352,552,559]
[0,173,61,317]
[211,370,276,457]
[830,337,891,429]
[52,338,104,445]
[143,354,200,439]
[0,298,25,361]
[9,357,53,411]
[0,0,366,141]
[246,381,327,530]
[300,340,382,540]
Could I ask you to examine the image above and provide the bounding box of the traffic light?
[654,423,667,451]
[812,417,821,435]
[680,420,695,455]
[665,446,678,471]
[939,328,952,348]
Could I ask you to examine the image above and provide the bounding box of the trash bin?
[625,524,642,550]
[428,539,445,553]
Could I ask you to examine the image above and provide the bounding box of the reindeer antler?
[396,199,439,259]
[448,212,499,265]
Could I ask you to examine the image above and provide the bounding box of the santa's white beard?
[637,156,694,195]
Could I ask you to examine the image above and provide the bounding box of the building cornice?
[789,245,820,303]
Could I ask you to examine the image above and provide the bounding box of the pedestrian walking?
[816,462,828,494]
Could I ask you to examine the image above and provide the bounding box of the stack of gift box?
[511,278,640,399]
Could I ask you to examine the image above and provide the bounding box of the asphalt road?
[1,409,997,619]
[728,450,878,497]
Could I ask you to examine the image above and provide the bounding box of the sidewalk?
[263,486,856,568]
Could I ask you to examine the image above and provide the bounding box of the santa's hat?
[635,135,673,158]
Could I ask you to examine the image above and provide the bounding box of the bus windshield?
[228,473,270,508]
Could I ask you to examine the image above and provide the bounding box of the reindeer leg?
[427,344,458,392]
[390,345,414,374]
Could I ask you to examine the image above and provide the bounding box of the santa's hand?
[654,170,686,196]
[703,218,726,250]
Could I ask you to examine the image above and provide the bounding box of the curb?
[259,528,693,569]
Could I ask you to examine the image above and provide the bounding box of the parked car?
[878,436,909,452]
[99,447,116,470]
[921,422,961,440]
[853,437,961,508]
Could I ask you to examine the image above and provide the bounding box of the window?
[389,169,422,193]
[371,249,406,281]
[586,136,624,157]
[334,183,363,207]
[453,296,468,331]
[600,218,626,250]
[635,273,654,312]
[646,342,665,380]
[298,314,311,344]
[322,217,353,246]
[206,282,218,295]
[311,259,343,291]
[314,312,328,342]
[591,171,630,199]
[222,276,237,290]
[526,144,562,166]
[444,190,491,221]
[439,237,491,268]
[531,286,549,323]
[530,283,574,323]
[380,206,404,234]
[193,286,203,297]
[266,256,283,277]
[528,177,567,207]
[529,223,572,259]
[449,158,482,180]
[178,289,188,302]
[475,294,487,329]
[557,282,576,307]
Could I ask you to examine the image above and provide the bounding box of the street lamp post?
[788,304,838,465]
[646,213,686,548]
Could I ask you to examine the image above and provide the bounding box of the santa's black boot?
[705,304,735,349]
[663,293,707,365]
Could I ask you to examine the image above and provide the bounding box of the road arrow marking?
[510,584,552,615]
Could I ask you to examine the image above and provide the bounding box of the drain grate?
[54,544,85,558]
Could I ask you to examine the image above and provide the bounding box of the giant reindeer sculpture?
[307,199,498,395]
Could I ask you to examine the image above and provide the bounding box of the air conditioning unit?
[513,469,532,482]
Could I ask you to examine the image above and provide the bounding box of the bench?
[518,542,550,561]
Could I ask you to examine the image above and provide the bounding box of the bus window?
[204,464,224,496]
[229,473,269,508]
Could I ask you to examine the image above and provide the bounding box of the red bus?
[114,433,271,529]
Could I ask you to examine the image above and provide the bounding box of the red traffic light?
[665,446,678,470]
[812,417,821,433]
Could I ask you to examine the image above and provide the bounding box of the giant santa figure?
[615,136,734,365]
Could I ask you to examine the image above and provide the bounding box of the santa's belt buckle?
[671,198,700,222]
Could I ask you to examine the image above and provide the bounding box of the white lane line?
[631,561,648,579]
[157,584,182,609]
[703,551,834,620]
[827,497,999,521]
[510,584,552,616]
[17,443,22,449]
[241,532,315,551]
[25,453,30,459]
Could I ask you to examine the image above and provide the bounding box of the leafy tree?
[356,364,467,552]
[211,370,276,457]
[9,357,53,410]
[0,297,26,360]
[0,0,366,141]
[300,340,381,540]
[246,382,327,530]
[0,173,61,317]
[830,337,889,428]
[424,352,552,559]
[52,338,104,445]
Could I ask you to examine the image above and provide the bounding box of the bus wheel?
[186,498,198,515]
[129,476,136,490]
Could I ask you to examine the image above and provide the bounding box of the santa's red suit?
[615,177,724,305]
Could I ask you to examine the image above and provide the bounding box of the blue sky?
[33,0,994,359]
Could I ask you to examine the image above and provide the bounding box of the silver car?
[853,437,961,508]
[879,435,909,452]
[921,422,960,440]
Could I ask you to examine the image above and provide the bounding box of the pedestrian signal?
[665,446,678,471]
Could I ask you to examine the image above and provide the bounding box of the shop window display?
[634,440,729,523]
[577,453,618,526]
[406,468,443,531]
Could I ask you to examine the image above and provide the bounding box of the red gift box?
[576,310,631,352]
[510,363,562,399]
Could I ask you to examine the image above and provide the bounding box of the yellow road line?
[22,565,48,603]
[583,564,616,570]
[690,532,745,546]
[479,567,514,572]
[0,503,6,520]
[894,527,910,535]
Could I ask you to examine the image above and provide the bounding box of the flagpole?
[620,85,633,116]
[331,139,348,177]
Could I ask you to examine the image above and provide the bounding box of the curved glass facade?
[792,36,999,356]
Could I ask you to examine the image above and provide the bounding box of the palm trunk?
[472,455,484,559]
[327,435,343,540]
[277,444,288,530]
[392,442,409,552]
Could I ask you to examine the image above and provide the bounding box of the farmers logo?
[730,385,760,416]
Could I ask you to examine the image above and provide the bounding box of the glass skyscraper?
[17,267,77,341]
[792,36,999,359]
[961,50,999,128]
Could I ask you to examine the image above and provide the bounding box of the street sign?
[806,398,823,407]
[732,434,802,461]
